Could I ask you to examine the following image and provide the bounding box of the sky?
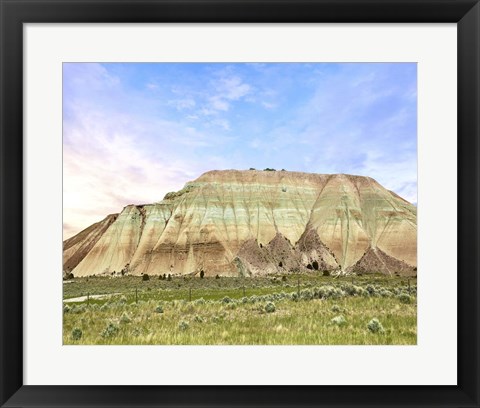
[63,62,417,239]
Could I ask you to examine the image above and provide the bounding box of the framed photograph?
[1,0,479,407]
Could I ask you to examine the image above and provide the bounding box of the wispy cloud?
[63,62,417,237]
[168,98,196,110]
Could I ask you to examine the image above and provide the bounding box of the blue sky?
[63,62,417,238]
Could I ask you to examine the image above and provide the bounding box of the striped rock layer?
[63,170,417,277]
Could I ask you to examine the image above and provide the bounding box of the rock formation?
[63,170,417,277]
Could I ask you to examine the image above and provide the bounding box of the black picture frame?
[1,1,479,407]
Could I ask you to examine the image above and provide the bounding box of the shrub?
[300,288,314,300]
[265,302,276,313]
[142,274,150,281]
[155,305,164,313]
[322,270,330,277]
[101,323,119,338]
[178,321,189,331]
[343,284,364,296]
[380,289,393,298]
[312,260,319,270]
[118,295,128,304]
[282,275,287,282]
[215,274,220,279]
[194,298,206,305]
[398,293,412,304]
[200,270,205,279]
[331,315,347,327]
[131,328,141,337]
[318,285,343,299]
[120,312,131,324]
[71,327,83,341]
[194,315,204,323]
[366,284,376,295]
[331,304,341,313]
[222,296,232,304]
[367,318,385,333]
[167,274,172,281]
[71,304,87,314]
[63,304,71,313]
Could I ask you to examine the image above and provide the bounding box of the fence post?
[135,288,138,304]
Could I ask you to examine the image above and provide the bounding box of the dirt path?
[63,292,122,303]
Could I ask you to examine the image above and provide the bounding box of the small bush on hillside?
[331,315,347,327]
[265,302,276,313]
[194,315,204,323]
[367,318,385,333]
[63,305,71,313]
[300,288,314,300]
[142,274,150,281]
[101,323,119,339]
[398,293,412,304]
[178,321,189,331]
[71,304,87,314]
[155,305,164,313]
[323,270,330,276]
[120,312,131,324]
[222,296,232,304]
[380,289,393,298]
[331,304,341,313]
[71,327,83,341]
[200,270,205,278]
[342,284,363,296]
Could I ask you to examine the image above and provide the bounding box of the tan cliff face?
[63,170,417,277]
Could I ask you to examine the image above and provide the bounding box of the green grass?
[63,274,417,345]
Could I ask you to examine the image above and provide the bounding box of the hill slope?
[63,170,417,277]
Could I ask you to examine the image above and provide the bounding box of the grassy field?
[63,274,417,345]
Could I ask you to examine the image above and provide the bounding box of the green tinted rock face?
[64,170,417,277]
